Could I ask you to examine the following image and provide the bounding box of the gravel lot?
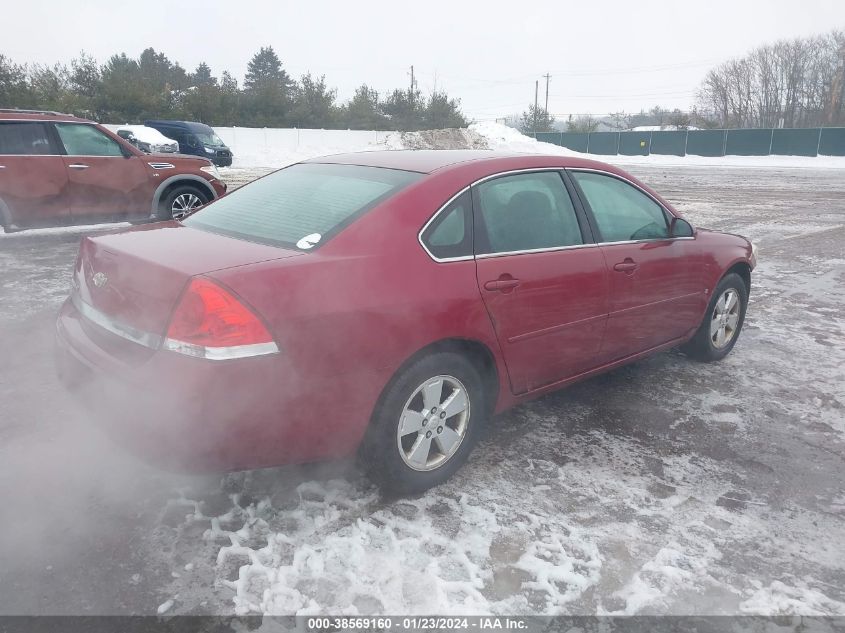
[0,164,843,615]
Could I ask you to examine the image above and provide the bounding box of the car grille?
[216,150,231,157]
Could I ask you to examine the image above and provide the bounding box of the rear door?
[0,120,69,227]
[53,122,150,220]
[568,169,704,361]
[472,170,609,394]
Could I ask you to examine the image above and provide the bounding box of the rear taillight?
[163,278,279,360]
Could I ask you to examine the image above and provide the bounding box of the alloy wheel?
[396,374,470,471]
[710,288,741,348]
[171,193,203,220]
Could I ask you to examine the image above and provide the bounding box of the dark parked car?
[144,120,233,167]
[56,151,757,494]
[0,110,227,231]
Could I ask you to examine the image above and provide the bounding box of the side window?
[421,190,472,260]
[475,171,583,254]
[0,122,55,155]
[55,123,124,157]
[571,171,670,242]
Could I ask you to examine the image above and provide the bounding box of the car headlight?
[205,146,216,153]
[200,164,221,179]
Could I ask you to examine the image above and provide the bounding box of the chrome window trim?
[418,167,580,263]
[71,292,161,349]
[417,166,696,263]
[476,242,597,260]
[567,167,697,245]
[417,185,474,263]
[596,237,695,246]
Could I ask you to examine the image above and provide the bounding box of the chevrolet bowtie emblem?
[92,272,108,288]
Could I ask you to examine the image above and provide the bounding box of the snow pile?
[468,121,576,156]
[381,127,489,151]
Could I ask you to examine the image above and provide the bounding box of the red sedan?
[56,151,756,493]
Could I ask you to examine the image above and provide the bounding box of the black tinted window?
[421,190,472,259]
[184,163,422,249]
[0,122,54,155]
[571,171,670,242]
[475,171,583,254]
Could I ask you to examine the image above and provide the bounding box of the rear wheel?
[158,185,209,221]
[361,352,488,495]
[681,272,748,362]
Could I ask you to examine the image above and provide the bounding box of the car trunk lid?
[73,223,300,342]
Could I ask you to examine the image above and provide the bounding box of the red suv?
[0,109,227,232]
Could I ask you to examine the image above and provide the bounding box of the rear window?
[184,163,422,249]
[0,122,55,155]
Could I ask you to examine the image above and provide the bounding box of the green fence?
[534,127,845,157]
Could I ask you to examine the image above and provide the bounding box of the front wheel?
[681,272,748,362]
[159,185,209,221]
[361,352,488,495]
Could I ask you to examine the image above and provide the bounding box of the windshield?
[183,163,422,249]
[195,132,225,147]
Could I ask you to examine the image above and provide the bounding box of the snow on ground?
[142,166,844,616]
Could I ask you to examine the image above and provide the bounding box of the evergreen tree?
[68,52,102,117]
[382,87,425,131]
[184,62,221,123]
[28,63,68,112]
[423,91,468,129]
[519,104,556,134]
[288,73,337,128]
[243,46,295,126]
[342,84,389,130]
[0,54,31,108]
[192,62,216,87]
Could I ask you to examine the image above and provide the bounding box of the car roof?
[145,119,213,132]
[303,149,615,174]
[0,109,91,123]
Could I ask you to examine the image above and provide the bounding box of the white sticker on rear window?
[296,233,322,249]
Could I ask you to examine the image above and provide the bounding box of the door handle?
[68,163,90,170]
[0,165,6,169]
[613,259,638,273]
[484,276,520,292]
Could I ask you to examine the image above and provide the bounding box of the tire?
[681,272,748,362]
[361,352,489,495]
[158,185,210,221]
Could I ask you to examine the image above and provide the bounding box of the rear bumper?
[54,297,359,472]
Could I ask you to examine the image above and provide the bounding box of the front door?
[0,120,69,227]
[53,123,150,220]
[472,170,609,394]
[568,170,704,361]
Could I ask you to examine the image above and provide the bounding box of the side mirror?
[670,217,694,238]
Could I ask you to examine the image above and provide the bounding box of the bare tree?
[697,29,845,128]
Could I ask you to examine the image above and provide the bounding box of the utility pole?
[543,73,551,115]
[409,65,415,105]
[533,80,539,135]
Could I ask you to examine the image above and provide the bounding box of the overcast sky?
[4,0,844,120]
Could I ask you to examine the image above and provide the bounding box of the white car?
[109,124,179,154]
